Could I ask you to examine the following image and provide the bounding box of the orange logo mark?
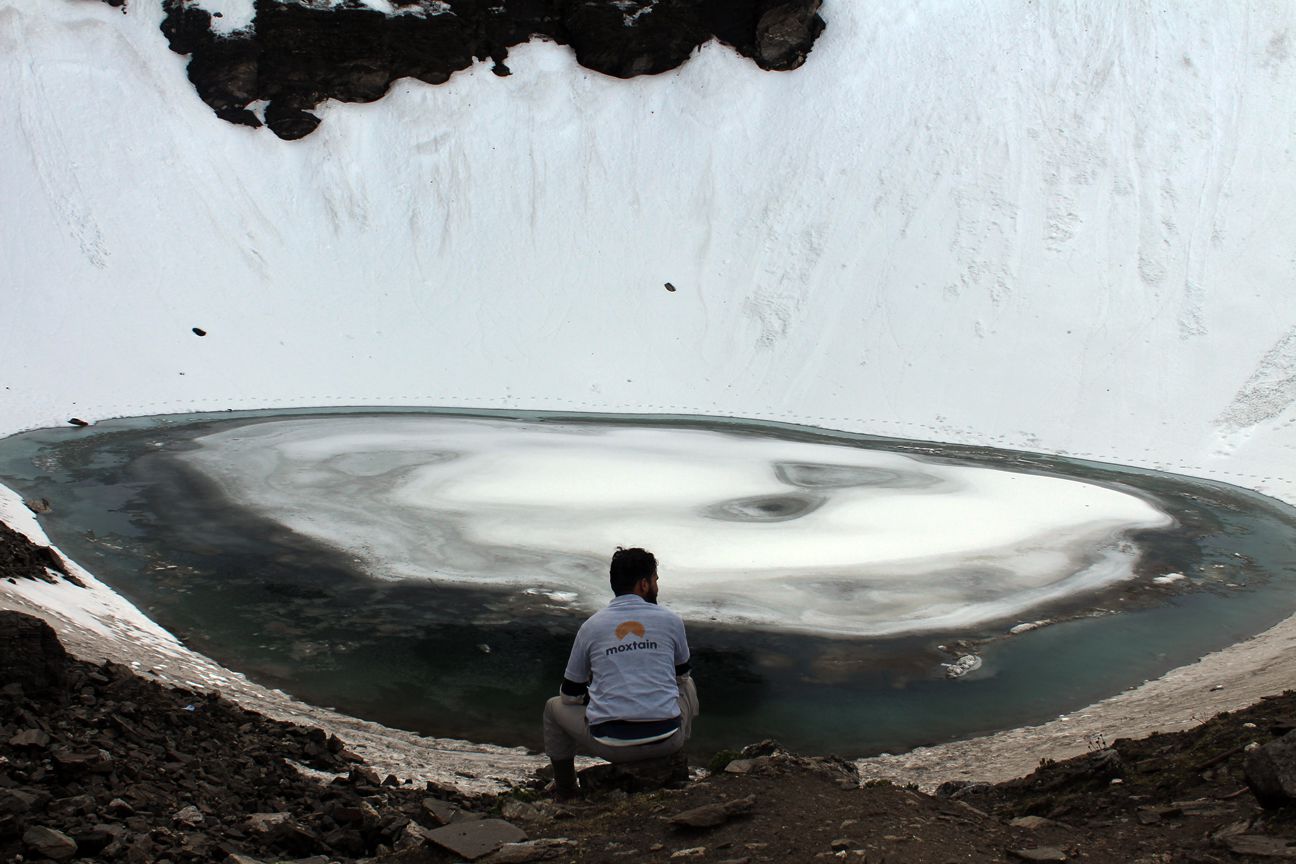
[615,621,645,640]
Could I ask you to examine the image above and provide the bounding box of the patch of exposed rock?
[156,0,826,139]
[0,613,513,863]
[0,521,79,588]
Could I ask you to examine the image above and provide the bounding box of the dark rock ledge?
[0,521,81,589]
[156,0,826,139]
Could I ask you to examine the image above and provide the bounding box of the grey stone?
[244,811,291,834]
[1222,835,1296,859]
[1009,815,1059,830]
[0,613,69,700]
[483,838,578,862]
[754,1,825,71]
[106,797,134,815]
[1008,848,1068,862]
[578,751,688,792]
[1162,798,1236,818]
[426,818,527,861]
[23,825,78,861]
[395,821,434,851]
[500,798,542,822]
[669,795,756,829]
[0,788,40,815]
[422,796,462,825]
[1244,730,1296,813]
[51,747,113,773]
[173,804,204,826]
[348,765,381,786]
[1247,732,1296,808]
[9,728,50,747]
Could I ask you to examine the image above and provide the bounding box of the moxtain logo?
[615,621,645,640]
[608,620,657,655]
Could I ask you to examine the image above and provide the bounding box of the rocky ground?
[7,520,1296,863]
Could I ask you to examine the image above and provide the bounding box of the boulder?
[669,795,757,829]
[1007,848,1068,862]
[0,788,42,816]
[394,821,434,851]
[426,819,526,861]
[9,729,51,748]
[753,0,826,71]
[422,796,462,825]
[1245,731,1296,808]
[0,528,77,587]
[1222,835,1296,859]
[23,825,78,861]
[578,751,689,793]
[483,838,578,862]
[499,799,542,822]
[173,804,204,827]
[0,612,68,701]
[264,103,322,141]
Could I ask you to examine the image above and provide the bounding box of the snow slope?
[3,1,1295,507]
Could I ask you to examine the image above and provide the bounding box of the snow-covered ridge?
[3,0,1293,505]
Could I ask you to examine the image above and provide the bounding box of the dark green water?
[3,407,1295,759]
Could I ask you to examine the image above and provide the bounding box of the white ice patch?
[181,416,1173,637]
[1152,572,1186,585]
[191,0,256,35]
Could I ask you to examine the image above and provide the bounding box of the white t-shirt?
[563,594,691,726]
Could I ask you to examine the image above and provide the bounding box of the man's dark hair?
[610,547,656,596]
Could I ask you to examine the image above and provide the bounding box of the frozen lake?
[183,415,1170,636]
[3,409,1295,756]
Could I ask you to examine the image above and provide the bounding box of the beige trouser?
[543,676,699,763]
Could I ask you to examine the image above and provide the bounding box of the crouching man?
[542,547,699,799]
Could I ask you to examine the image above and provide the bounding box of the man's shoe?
[549,757,579,802]
[550,782,580,803]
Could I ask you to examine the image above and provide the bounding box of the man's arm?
[674,616,692,678]
[560,623,592,704]
[559,677,588,705]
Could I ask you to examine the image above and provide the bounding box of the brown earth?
[508,697,1296,863]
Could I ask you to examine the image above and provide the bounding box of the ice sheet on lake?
[182,416,1173,636]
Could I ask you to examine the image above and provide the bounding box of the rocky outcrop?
[0,612,504,863]
[0,613,68,703]
[1245,730,1296,808]
[0,522,79,588]
[158,0,826,139]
